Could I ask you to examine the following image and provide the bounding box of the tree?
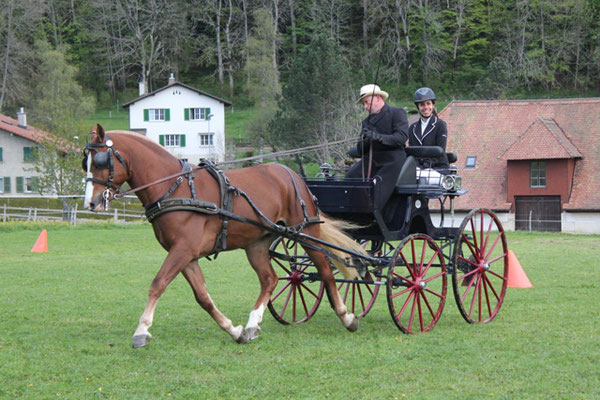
[29,40,95,213]
[270,35,357,166]
[244,8,281,151]
[0,0,43,111]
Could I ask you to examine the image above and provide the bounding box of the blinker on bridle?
[83,134,130,207]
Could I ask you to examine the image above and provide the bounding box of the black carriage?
[268,146,509,334]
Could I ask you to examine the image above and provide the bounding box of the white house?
[0,109,45,197]
[123,74,231,163]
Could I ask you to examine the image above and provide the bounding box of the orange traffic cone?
[31,229,48,253]
[507,250,532,288]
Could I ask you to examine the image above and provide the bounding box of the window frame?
[465,155,477,169]
[530,161,547,188]
[199,134,214,146]
[164,134,181,147]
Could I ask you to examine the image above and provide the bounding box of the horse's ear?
[96,124,106,142]
[90,124,106,143]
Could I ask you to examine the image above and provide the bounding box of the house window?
[159,134,186,148]
[16,176,38,193]
[144,108,170,121]
[530,161,546,188]
[185,108,212,121]
[24,147,38,162]
[0,177,4,193]
[200,134,213,146]
[465,156,476,169]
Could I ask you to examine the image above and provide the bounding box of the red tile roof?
[0,113,74,153]
[501,118,582,160]
[438,98,600,211]
[0,114,48,143]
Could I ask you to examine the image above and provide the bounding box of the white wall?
[430,210,600,234]
[562,212,600,234]
[0,132,42,196]
[128,84,226,163]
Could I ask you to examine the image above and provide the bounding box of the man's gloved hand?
[361,127,382,142]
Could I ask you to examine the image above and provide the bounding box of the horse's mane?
[106,130,178,161]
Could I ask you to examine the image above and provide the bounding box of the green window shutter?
[205,108,211,119]
[32,177,39,192]
[3,177,10,193]
[16,177,24,193]
[144,109,149,121]
[0,147,3,161]
[184,108,190,121]
[165,109,170,121]
[159,135,165,146]
[24,147,31,162]
[180,135,186,147]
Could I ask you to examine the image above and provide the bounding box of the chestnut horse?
[83,125,367,347]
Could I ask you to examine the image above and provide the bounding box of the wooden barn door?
[515,196,561,232]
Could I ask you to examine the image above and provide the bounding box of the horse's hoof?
[245,326,261,341]
[132,334,152,348]
[235,328,250,344]
[346,315,359,332]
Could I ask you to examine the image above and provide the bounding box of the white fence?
[1,204,145,225]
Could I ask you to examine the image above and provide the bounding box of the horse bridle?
[83,135,130,207]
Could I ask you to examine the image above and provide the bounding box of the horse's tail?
[319,215,369,280]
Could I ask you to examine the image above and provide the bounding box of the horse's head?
[83,124,130,211]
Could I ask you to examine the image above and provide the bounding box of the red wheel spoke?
[467,274,481,320]
[271,280,292,302]
[408,290,418,332]
[484,232,503,261]
[298,281,321,299]
[457,268,478,284]
[469,218,480,255]
[396,290,415,320]
[423,271,445,283]
[482,273,501,303]
[417,293,424,332]
[487,252,508,266]
[461,233,479,259]
[392,286,414,298]
[457,254,479,268]
[399,252,417,280]
[460,271,478,303]
[420,291,437,319]
[480,216,494,256]
[419,240,427,275]
[486,268,507,281]
[482,275,493,318]
[278,286,293,319]
[297,286,310,317]
[424,287,444,299]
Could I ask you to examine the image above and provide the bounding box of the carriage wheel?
[452,208,508,324]
[268,237,325,325]
[333,240,387,318]
[386,234,447,334]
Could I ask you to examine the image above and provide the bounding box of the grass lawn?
[1,223,598,399]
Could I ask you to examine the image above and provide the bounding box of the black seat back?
[396,156,417,186]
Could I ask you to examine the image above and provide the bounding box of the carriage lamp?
[441,175,462,191]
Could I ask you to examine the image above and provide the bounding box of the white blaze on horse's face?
[84,154,94,209]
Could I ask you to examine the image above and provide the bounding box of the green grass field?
[1,223,598,399]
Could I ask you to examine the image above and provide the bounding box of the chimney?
[168,73,176,85]
[138,79,146,96]
[17,107,27,128]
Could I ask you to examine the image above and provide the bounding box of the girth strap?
[199,159,237,255]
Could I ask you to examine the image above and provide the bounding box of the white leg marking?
[245,304,265,330]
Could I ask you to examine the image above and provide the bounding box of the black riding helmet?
[414,87,436,104]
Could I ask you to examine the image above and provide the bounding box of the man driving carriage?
[345,84,408,208]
